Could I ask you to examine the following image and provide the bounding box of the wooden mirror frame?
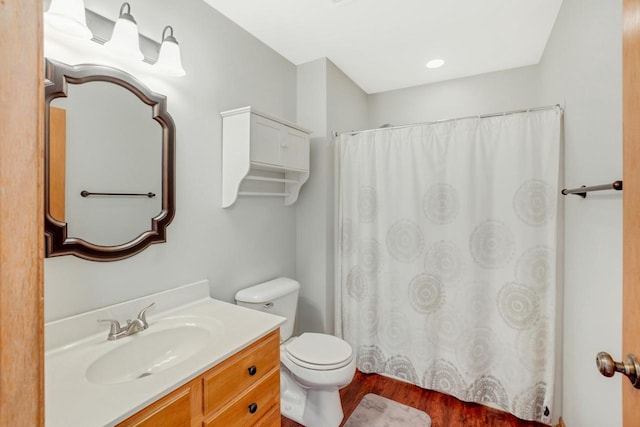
[44,59,176,261]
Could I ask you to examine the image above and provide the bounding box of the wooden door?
[623,0,640,425]
[49,107,67,221]
[0,0,45,425]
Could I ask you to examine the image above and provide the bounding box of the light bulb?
[104,3,143,61]
[44,0,92,39]
[153,26,186,77]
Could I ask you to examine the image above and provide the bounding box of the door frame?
[623,0,640,425]
[0,0,45,425]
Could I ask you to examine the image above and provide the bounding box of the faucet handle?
[98,319,124,339]
[137,302,155,329]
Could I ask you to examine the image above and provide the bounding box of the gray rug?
[344,393,432,426]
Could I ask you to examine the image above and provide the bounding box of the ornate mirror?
[44,59,175,261]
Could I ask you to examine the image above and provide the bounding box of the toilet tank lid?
[235,277,300,303]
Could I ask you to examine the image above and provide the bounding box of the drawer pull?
[248,403,258,414]
[248,365,257,376]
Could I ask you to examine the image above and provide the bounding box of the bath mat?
[344,393,432,426]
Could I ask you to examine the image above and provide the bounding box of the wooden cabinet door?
[118,381,200,427]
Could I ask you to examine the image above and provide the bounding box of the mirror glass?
[50,82,162,245]
[44,59,175,261]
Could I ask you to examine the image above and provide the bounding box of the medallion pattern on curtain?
[336,109,562,424]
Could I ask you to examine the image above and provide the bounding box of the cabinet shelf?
[238,192,291,197]
[244,175,298,184]
[221,107,310,207]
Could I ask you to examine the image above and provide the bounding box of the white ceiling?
[203,0,563,94]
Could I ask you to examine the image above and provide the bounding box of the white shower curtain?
[336,108,562,424]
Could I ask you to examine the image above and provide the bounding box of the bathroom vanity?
[118,330,280,426]
[45,280,285,426]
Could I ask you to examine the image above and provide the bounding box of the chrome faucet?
[98,302,155,340]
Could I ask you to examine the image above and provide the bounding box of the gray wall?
[368,65,540,126]
[538,0,622,425]
[295,58,368,334]
[296,59,329,334]
[44,0,299,321]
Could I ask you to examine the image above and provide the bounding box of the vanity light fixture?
[104,3,144,61]
[44,1,186,77]
[426,58,445,69]
[44,0,93,40]
[153,26,186,77]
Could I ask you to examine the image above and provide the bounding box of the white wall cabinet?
[221,107,310,207]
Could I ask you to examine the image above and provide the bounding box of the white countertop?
[45,280,285,427]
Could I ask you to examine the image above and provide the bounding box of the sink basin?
[86,317,218,385]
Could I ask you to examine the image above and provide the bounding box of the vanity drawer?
[253,404,281,427]
[203,368,280,427]
[117,380,199,427]
[203,329,279,415]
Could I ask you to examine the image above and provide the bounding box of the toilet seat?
[285,333,353,371]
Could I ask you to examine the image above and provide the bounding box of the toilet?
[235,277,356,427]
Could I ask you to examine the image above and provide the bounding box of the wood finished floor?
[280,370,547,427]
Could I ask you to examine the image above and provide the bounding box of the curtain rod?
[334,104,563,137]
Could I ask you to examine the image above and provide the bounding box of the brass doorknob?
[596,352,640,388]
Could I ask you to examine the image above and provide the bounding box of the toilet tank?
[235,277,300,341]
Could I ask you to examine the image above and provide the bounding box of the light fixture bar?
[85,9,160,64]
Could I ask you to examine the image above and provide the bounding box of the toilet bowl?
[280,333,356,426]
[235,278,356,427]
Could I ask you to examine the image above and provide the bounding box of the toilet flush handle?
[263,302,274,309]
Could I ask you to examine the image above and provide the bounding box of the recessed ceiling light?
[426,59,445,69]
